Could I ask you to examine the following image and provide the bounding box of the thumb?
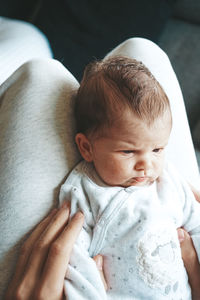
[177,228,200,299]
[177,228,196,263]
[177,228,186,244]
[93,255,108,291]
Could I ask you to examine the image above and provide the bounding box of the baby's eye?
[122,150,134,154]
[153,148,163,153]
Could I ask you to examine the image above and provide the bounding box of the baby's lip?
[132,177,147,182]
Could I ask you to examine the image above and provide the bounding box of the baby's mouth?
[132,177,147,183]
[125,177,148,185]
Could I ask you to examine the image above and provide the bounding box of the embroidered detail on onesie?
[136,222,183,296]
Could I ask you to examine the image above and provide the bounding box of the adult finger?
[36,212,84,299]
[22,204,70,284]
[177,228,197,264]
[5,209,58,300]
[15,209,58,280]
[177,228,200,299]
[93,254,108,291]
[10,204,70,300]
[188,183,200,203]
[177,228,199,273]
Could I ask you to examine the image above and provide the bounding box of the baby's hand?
[177,228,200,300]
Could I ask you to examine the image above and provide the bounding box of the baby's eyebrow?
[117,141,139,149]
[117,140,167,150]
[155,142,168,148]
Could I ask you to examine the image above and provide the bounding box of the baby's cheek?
[94,159,117,181]
[110,160,130,179]
[105,160,121,176]
[156,157,165,176]
[102,160,125,182]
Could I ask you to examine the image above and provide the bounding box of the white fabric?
[60,160,200,299]
[0,16,52,85]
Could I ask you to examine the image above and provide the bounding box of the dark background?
[0,0,175,80]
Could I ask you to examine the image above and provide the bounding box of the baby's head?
[75,56,172,187]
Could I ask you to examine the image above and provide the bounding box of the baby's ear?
[75,133,93,162]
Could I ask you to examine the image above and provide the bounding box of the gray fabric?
[158,18,200,129]
[173,0,200,24]
[0,59,80,297]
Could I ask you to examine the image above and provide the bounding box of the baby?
[59,56,200,299]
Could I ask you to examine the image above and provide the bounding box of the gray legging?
[0,19,199,298]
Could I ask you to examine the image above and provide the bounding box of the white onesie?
[59,160,200,300]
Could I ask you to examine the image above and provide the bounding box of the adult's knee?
[0,17,53,85]
[127,37,168,59]
[19,59,68,85]
[106,37,170,66]
[9,58,79,95]
[121,37,162,51]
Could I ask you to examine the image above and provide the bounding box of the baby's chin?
[101,175,158,188]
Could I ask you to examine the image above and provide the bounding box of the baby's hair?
[75,56,171,137]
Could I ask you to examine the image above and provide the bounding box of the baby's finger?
[93,255,108,291]
[38,212,84,297]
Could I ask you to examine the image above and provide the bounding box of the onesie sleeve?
[59,164,107,300]
[166,162,200,263]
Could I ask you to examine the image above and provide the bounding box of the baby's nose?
[135,158,151,172]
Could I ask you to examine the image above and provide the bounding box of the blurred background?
[1,0,200,165]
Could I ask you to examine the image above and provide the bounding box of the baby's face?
[89,111,171,187]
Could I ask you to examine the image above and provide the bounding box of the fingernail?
[177,228,185,243]
[95,255,103,270]
[74,211,84,220]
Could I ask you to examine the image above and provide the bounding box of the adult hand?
[5,202,84,300]
[177,228,200,300]
[189,183,200,203]
[93,255,108,291]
